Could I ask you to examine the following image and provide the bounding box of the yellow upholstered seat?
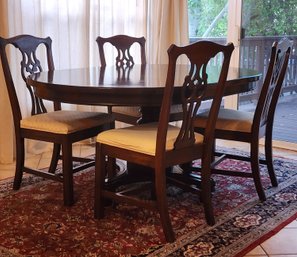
[97,123,204,156]
[196,109,253,133]
[111,106,140,117]
[21,110,112,134]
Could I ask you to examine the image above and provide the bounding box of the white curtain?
[0,0,14,164]
[148,0,189,64]
[0,0,188,164]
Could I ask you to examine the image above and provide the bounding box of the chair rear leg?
[265,128,278,187]
[48,143,61,174]
[13,137,25,190]
[155,167,175,242]
[62,142,74,206]
[251,143,266,201]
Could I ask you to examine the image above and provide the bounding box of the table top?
[28,64,261,106]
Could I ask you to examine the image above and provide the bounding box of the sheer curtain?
[0,0,14,164]
[0,0,188,164]
[148,0,189,64]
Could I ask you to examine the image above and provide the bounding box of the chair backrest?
[0,34,55,127]
[156,41,234,157]
[96,35,146,67]
[253,38,293,132]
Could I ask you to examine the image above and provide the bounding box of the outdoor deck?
[240,93,297,144]
[272,94,297,143]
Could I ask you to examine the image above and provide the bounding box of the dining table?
[27,64,261,189]
[28,64,261,123]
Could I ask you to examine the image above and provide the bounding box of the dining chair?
[94,40,234,242]
[0,34,114,206]
[96,34,184,125]
[193,38,293,201]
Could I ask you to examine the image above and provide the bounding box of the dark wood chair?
[94,41,234,242]
[96,34,184,125]
[193,38,293,201]
[0,34,114,206]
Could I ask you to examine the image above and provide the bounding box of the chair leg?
[61,142,74,206]
[94,143,106,219]
[106,156,117,179]
[13,137,25,190]
[251,143,266,201]
[155,167,175,242]
[265,128,278,187]
[48,143,61,174]
[200,163,215,226]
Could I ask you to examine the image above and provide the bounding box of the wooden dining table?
[28,64,261,123]
[27,64,261,189]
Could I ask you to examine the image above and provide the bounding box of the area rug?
[0,155,297,257]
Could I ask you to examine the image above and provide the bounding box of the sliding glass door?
[188,0,297,148]
[238,0,297,146]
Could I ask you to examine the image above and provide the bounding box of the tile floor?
[0,140,296,256]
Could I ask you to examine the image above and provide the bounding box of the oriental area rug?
[0,155,297,257]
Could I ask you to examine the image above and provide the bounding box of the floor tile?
[261,228,297,255]
[266,255,297,257]
[243,254,269,257]
[0,168,15,180]
[286,220,297,228]
[244,245,267,256]
[25,154,42,170]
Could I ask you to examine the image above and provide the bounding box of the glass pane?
[239,0,297,143]
[188,0,228,111]
[188,0,228,44]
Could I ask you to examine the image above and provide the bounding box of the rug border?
[234,211,297,257]
[146,157,297,257]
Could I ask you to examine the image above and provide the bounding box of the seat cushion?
[96,122,204,156]
[112,106,141,117]
[112,105,183,117]
[194,108,254,133]
[21,110,113,134]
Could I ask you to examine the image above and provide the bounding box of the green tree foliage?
[188,0,227,37]
[243,0,297,36]
[188,0,297,37]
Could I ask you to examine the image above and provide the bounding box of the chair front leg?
[200,161,215,226]
[94,142,106,219]
[62,141,74,206]
[155,167,175,242]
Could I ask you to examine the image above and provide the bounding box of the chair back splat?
[159,42,234,155]
[94,40,234,242]
[96,34,146,67]
[0,35,55,124]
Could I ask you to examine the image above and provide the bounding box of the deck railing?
[190,36,297,103]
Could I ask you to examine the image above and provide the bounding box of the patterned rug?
[0,155,297,257]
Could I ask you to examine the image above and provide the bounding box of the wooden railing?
[190,36,297,103]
